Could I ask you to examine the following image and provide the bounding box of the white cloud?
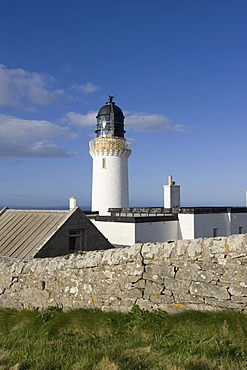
[71,82,100,94]
[0,65,66,109]
[64,110,186,132]
[64,111,97,127]
[126,112,186,132]
[0,114,77,157]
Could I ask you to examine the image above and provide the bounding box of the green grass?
[0,306,246,369]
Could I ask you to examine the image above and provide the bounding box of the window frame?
[69,229,84,252]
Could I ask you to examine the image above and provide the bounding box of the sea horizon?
[1,201,246,211]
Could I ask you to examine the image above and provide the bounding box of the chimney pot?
[69,196,77,210]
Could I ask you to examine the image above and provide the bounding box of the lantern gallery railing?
[89,137,132,152]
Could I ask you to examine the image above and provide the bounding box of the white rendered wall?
[91,220,135,246]
[178,211,247,239]
[193,213,230,238]
[178,214,195,239]
[227,213,247,235]
[91,211,247,247]
[91,152,129,215]
[135,221,179,243]
[92,219,179,246]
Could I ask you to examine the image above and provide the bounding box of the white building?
[89,97,247,247]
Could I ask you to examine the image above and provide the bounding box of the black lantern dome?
[95,96,125,138]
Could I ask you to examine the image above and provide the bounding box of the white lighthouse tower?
[89,96,131,215]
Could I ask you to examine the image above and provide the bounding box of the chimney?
[168,175,173,186]
[163,175,181,209]
[69,196,77,210]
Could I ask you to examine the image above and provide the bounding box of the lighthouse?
[89,96,131,215]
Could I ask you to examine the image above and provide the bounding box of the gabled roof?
[0,208,76,260]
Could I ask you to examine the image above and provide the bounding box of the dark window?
[213,228,218,237]
[69,230,84,252]
[239,226,243,234]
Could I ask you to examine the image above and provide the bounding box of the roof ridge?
[7,209,71,213]
[0,207,8,217]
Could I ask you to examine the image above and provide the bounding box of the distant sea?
[1,203,244,211]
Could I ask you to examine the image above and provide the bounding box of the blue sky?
[0,0,246,208]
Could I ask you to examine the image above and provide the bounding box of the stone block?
[143,280,164,299]
[201,262,225,276]
[135,298,159,311]
[143,263,175,283]
[175,239,191,257]
[221,265,247,283]
[204,297,244,310]
[173,291,205,305]
[149,294,174,304]
[163,277,190,292]
[133,279,145,289]
[176,263,219,283]
[228,283,247,297]
[190,281,229,300]
[141,242,175,261]
[227,234,247,253]
[101,244,142,266]
[230,296,247,304]
[239,256,247,264]
[204,237,229,257]
[187,238,204,259]
[72,250,104,268]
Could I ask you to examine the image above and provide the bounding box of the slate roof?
[0,208,75,260]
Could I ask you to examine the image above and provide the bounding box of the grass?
[0,306,246,369]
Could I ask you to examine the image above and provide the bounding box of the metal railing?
[108,207,180,217]
[89,137,131,151]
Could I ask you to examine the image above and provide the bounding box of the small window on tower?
[102,158,106,169]
[239,226,243,234]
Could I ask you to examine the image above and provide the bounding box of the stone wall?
[0,234,247,312]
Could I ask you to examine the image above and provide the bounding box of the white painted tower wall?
[90,138,131,215]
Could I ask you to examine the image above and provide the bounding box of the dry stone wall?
[0,234,247,313]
